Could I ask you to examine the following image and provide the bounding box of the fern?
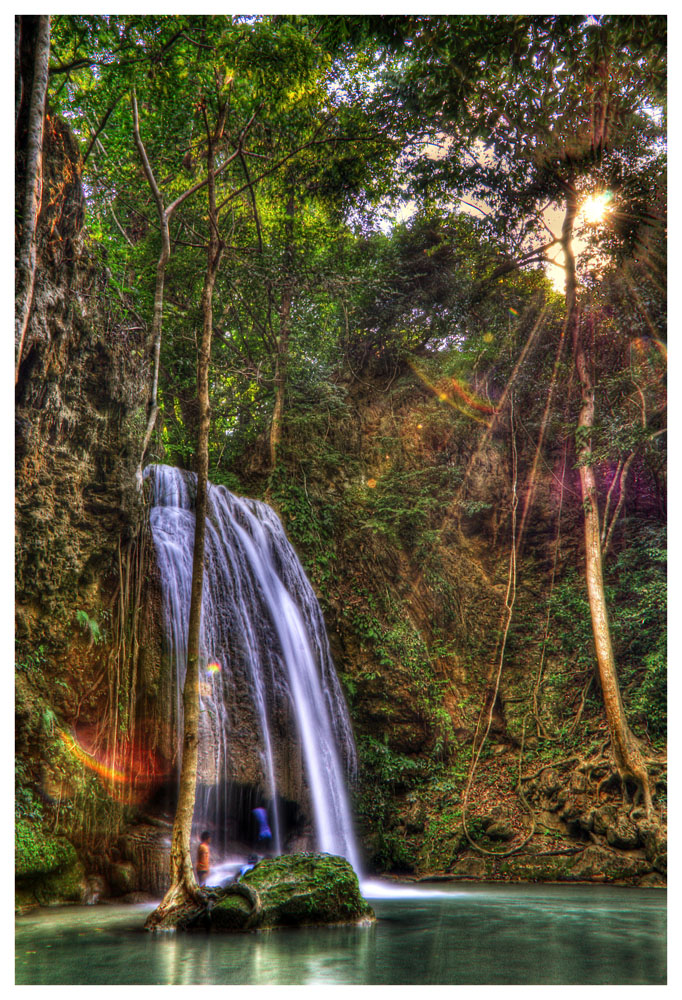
[75,609,103,644]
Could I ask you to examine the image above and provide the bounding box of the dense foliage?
[16,14,666,885]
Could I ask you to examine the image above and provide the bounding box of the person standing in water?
[252,806,272,855]
[196,831,211,886]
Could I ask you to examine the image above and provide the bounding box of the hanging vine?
[460,395,536,857]
[97,518,153,808]
[529,438,569,739]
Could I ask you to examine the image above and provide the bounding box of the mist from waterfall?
[145,464,361,873]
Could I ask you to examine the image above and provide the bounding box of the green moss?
[39,861,87,903]
[366,829,418,874]
[354,736,428,872]
[419,810,467,871]
[210,894,252,930]
[15,820,85,909]
[15,820,77,878]
[211,853,374,931]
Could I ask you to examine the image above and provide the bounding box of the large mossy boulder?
[210,853,374,932]
[15,820,77,879]
[15,820,86,909]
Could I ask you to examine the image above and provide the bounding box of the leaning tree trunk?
[145,108,226,931]
[562,188,652,813]
[15,14,51,385]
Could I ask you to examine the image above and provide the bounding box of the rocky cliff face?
[15,111,168,907]
[16,115,147,640]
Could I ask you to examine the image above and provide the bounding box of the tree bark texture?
[132,91,171,490]
[146,106,225,930]
[15,14,51,385]
[269,293,292,469]
[268,194,295,469]
[562,188,652,813]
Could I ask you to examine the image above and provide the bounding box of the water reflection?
[15,884,666,986]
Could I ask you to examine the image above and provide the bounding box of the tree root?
[520,755,582,783]
[567,677,593,736]
[144,881,205,931]
[522,747,664,827]
[460,815,536,860]
[514,845,586,859]
[146,881,262,932]
[208,882,263,929]
[595,770,620,801]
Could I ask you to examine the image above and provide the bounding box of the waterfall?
[145,464,361,873]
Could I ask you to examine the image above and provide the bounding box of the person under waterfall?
[252,806,272,856]
[196,831,211,886]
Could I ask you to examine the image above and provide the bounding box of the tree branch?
[82,96,121,165]
[601,451,636,559]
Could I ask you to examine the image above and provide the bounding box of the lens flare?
[57,729,128,785]
[407,359,495,425]
[582,191,612,224]
[207,661,221,674]
[450,378,496,416]
[55,727,167,806]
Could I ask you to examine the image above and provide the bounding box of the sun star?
[582,191,612,224]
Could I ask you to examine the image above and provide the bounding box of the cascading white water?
[145,464,361,872]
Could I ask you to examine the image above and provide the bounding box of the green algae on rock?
[15,820,77,879]
[209,853,374,932]
[15,821,86,909]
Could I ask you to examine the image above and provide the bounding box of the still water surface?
[15,881,666,985]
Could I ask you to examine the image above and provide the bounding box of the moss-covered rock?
[15,860,87,912]
[210,853,374,931]
[606,815,640,850]
[15,820,77,878]
[15,820,87,909]
[108,861,139,896]
[637,816,667,874]
[40,860,88,903]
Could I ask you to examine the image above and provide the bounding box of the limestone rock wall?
[15,109,169,903]
[16,116,148,642]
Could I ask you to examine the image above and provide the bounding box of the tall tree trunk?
[562,187,652,813]
[15,16,23,129]
[131,90,171,490]
[145,107,225,931]
[269,291,292,469]
[131,92,246,488]
[15,14,51,384]
[268,193,295,469]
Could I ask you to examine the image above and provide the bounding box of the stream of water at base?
[15,881,666,985]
